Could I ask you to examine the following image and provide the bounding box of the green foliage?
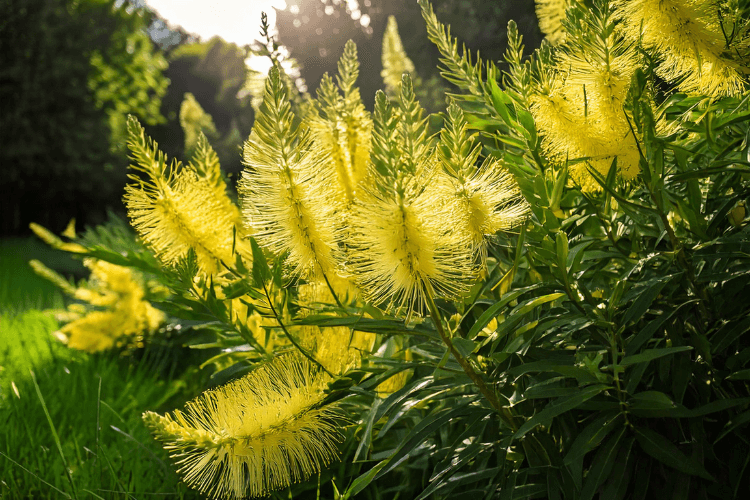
[0,0,168,236]
[23,0,750,498]
[0,235,208,499]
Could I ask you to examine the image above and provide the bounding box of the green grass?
[1,348,201,499]
[0,237,82,314]
[0,238,203,499]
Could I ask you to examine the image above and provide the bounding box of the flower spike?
[143,354,341,499]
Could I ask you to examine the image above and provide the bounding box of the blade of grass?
[0,451,72,499]
[97,374,102,486]
[98,443,138,500]
[30,369,79,500]
[109,425,172,475]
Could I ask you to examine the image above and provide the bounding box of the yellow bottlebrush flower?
[437,102,528,258]
[180,92,218,159]
[240,66,339,280]
[188,133,249,236]
[124,118,249,275]
[535,0,570,45]
[296,278,376,375]
[615,0,747,97]
[381,15,416,98]
[143,354,341,500]
[126,167,242,275]
[29,223,87,254]
[56,310,122,352]
[529,5,644,190]
[349,80,475,314]
[32,258,165,352]
[560,31,642,184]
[306,41,372,205]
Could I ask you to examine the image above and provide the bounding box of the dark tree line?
[277,0,542,110]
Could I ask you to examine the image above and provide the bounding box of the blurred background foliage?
[0,0,542,237]
[0,0,167,235]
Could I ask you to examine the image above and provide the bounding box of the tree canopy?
[0,0,168,235]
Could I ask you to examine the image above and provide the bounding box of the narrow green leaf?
[465,285,539,340]
[250,237,270,285]
[599,436,635,500]
[31,371,78,499]
[714,409,750,444]
[579,427,627,500]
[372,404,476,482]
[487,77,514,126]
[514,385,610,439]
[712,316,750,354]
[507,360,600,385]
[353,399,382,462]
[626,300,698,355]
[564,411,623,465]
[621,346,692,366]
[453,337,477,357]
[555,231,569,277]
[619,275,675,327]
[509,293,566,319]
[627,391,676,411]
[727,369,750,380]
[634,427,714,481]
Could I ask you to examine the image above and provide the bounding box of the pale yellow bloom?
[529,12,643,190]
[296,278,375,375]
[306,42,372,206]
[39,259,165,353]
[125,118,250,275]
[126,167,244,275]
[143,354,341,499]
[381,16,416,98]
[615,0,747,97]
[180,92,217,159]
[535,0,569,45]
[240,67,339,280]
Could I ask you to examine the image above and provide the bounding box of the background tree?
[0,0,168,236]
[276,0,543,111]
[146,37,255,179]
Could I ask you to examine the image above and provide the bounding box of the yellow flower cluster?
[615,0,748,97]
[381,16,417,98]
[31,258,164,352]
[535,0,570,45]
[144,354,340,500]
[296,278,376,376]
[529,0,747,190]
[124,119,251,276]
[529,5,642,190]
[131,39,527,499]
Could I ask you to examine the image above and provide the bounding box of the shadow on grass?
[0,333,205,499]
[0,239,207,499]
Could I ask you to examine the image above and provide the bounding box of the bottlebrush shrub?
[38,0,750,498]
[29,221,166,353]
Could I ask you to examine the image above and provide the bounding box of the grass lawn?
[0,237,201,499]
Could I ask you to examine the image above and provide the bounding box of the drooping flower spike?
[143,354,341,500]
